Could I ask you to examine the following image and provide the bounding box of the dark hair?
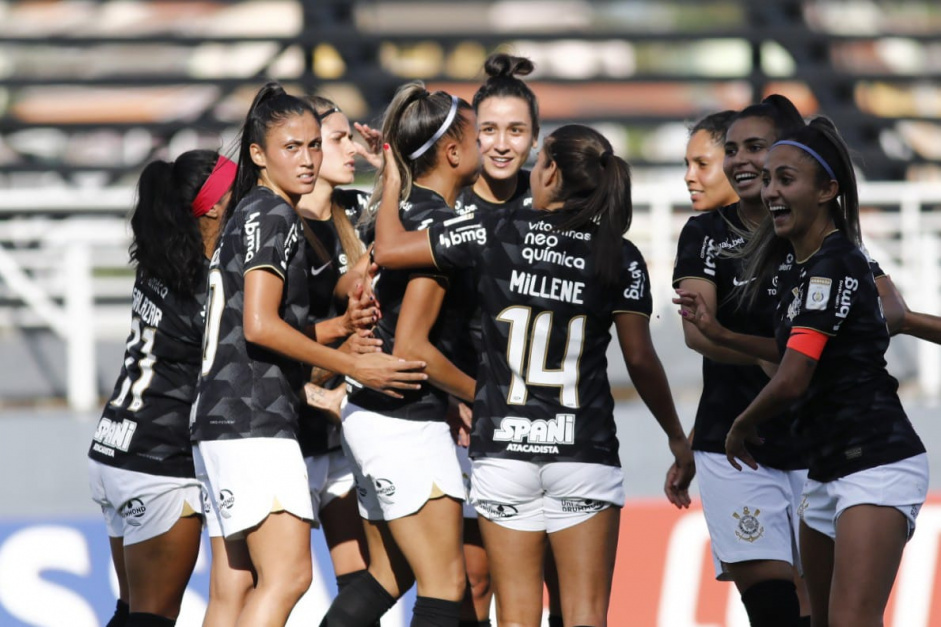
[472,53,540,138]
[129,149,220,297]
[369,81,474,207]
[543,124,632,286]
[229,81,316,211]
[733,94,805,139]
[304,94,365,269]
[737,116,860,308]
[689,110,737,145]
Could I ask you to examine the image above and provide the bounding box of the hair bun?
[484,53,534,79]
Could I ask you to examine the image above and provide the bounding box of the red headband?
[191,156,237,217]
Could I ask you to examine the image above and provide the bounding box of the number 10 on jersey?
[497,306,585,409]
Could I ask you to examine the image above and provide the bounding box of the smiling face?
[724,116,777,205]
[317,112,356,187]
[685,129,738,211]
[477,95,536,183]
[761,144,836,247]
[251,111,322,204]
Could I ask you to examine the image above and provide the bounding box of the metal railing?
[2,182,941,409]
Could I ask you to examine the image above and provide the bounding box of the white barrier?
[1,182,941,409]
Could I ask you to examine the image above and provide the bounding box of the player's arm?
[243,268,425,397]
[372,145,435,269]
[725,342,819,471]
[875,274,941,343]
[393,276,476,403]
[676,278,760,365]
[614,312,694,508]
[675,288,780,363]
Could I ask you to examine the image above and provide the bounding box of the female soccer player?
[373,124,694,627]
[453,51,540,627]
[297,95,383,610]
[680,117,928,627]
[671,95,812,627]
[684,110,739,212]
[319,83,480,627]
[88,149,235,627]
[191,82,426,627]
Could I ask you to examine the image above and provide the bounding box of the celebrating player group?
[86,52,934,627]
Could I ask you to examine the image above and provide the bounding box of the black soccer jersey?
[299,189,370,457]
[673,204,804,469]
[452,175,534,377]
[191,186,309,442]
[89,265,208,477]
[429,207,652,467]
[454,170,532,216]
[774,231,924,482]
[347,185,476,421]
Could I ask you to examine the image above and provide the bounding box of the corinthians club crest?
[733,506,764,543]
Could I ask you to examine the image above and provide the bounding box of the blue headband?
[408,95,459,161]
[771,140,836,181]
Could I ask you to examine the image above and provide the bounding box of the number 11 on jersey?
[497,306,586,409]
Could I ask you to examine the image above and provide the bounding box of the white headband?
[407,95,459,161]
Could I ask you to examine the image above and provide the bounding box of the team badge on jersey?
[733,506,764,543]
[787,286,803,321]
[806,277,832,311]
[120,498,146,526]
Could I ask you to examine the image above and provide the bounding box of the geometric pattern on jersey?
[773,231,924,482]
[453,172,533,377]
[430,206,653,467]
[89,263,209,478]
[347,185,476,422]
[191,186,310,442]
[672,203,804,470]
[299,188,371,456]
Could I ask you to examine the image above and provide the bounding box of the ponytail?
[368,82,473,214]
[546,125,632,286]
[130,149,222,296]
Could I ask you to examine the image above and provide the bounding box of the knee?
[208,567,254,606]
[467,569,491,603]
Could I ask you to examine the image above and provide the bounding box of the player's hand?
[343,328,382,354]
[725,420,762,471]
[354,122,384,169]
[665,436,695,508]
[381,142,402,192]
[445,397,472,447]
[674,288,721,340]
[350,353,426,398]
[303,383,345,425]
[343,279,379,332]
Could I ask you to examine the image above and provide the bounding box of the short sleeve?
[859,243,886,279]
[429,211,491,273]
[791,255,864,336]
[673,216,718,287]
[614,240,653,317]
[243,198,298,280]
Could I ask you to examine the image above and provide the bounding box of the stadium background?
[1,0,941,624]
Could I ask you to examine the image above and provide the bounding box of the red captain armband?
[787,328,828,360]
